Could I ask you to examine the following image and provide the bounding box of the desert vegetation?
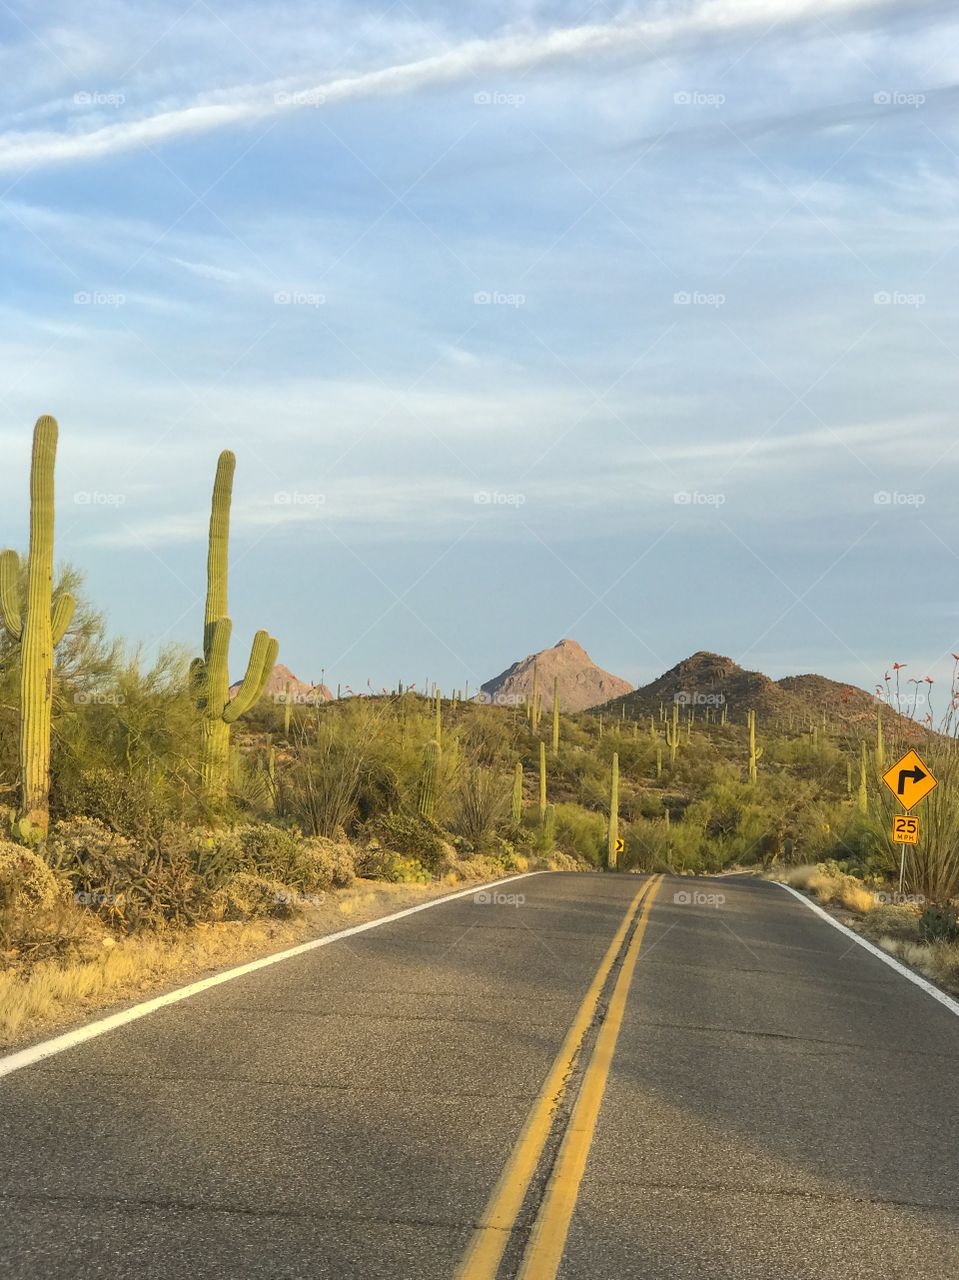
[1,414,958,1038]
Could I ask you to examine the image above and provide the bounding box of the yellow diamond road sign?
[882,749,937,812]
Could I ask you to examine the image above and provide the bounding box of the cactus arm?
[51,591,75,647]
[223,630,278,723]
[0,549,22,640]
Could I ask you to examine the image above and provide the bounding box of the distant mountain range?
[230,662,331,707]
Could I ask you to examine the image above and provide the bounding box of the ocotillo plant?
[538,739,547,821]
[512,760,523,824]
[876,708,885,770]
[858,740,869,814]
[747,709,763,784]
[552,677,560,754]
[607,751,620,870]
[190,450,278,802]
[418,739,441,821]
[0,415,76,835]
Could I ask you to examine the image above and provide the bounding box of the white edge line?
[0,870,548,1080]
[776,882,959,1019]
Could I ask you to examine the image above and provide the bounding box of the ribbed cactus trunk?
[418,739,440,820]
[607,751,620,870]
[748,709,762,784]
[0,417,76,836]
[543,802,556,848]
[512,760,523,824]
[538,740,547,821]
[192,451,278,805]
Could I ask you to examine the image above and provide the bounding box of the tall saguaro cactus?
[607,751,620,870]
[0,416,76,835]
[538,740,547,821]
[191,451,278,802]
[747,709,764,784]
[418,740,441,821]
[512,760,523,824]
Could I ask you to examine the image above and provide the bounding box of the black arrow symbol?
[897,766,926,794]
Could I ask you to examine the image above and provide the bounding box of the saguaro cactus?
[542,802,556,848]
[418,739,441,821]
[191,451,278,802]
[747,709,764,784]
[538,740,547,821]
[512,760,523,824]
[607,751,620,870]
[858,740,869,814]
[0,415,76,835]
[666,702,680,765]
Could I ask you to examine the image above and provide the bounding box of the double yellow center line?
[456,874,663,1280]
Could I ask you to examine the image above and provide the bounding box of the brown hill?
[229,663,331,708]
[600,651,911,730]
[479,639,633,712]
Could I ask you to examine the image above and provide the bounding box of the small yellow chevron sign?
[614,837,625,854]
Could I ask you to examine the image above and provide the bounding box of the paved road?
[1,872,957,1278]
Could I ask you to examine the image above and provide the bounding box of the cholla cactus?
[191,451,278,802]
[0,416,76,835]
[418,739,441,821]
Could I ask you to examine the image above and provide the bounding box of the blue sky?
[1,0,958,699]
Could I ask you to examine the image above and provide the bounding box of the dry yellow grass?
[0,877,476,1049]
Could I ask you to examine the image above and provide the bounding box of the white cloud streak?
[0,0,898,172]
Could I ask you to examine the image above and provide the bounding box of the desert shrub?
[355,850,431,883]
[553,803,607,867]
[299,836,356,890]
[0,843,59,910]
[363,812,448,871]
[920,905,959,946]
[233,823,306,883]
[212,872,293,920]
[452,767,508,848]
[860,904,922,942]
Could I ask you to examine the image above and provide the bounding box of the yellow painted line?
[455,876,658,1280]
[517,876,663,1280]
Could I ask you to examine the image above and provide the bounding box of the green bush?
[0,842,59,910]
[363,812,448,871]
[920,905,959,945]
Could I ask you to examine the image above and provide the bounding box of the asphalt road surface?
[1,871,958,1279]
